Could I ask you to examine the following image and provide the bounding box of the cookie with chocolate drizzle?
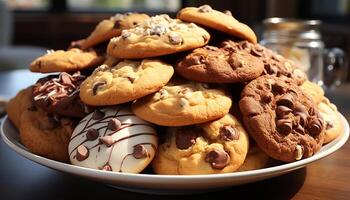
[33,72,92,117]
[152,113,249,175]
[239,75,325,162]
[68,105,158,173]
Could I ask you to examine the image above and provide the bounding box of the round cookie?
[177,5,257,43]
[239,75,325,162]
[107,14,210,59]
[81,13,149,50]
[236,142,270,172]
[6,86,34,128]
[221,40,307,85]
[68,106,158,173]
[300,81,325,105]
[19,108,76,162]
[132,81,232,126]
[33,72,91,117]
[29,48,105,73]
[80,59,174,106]
[152,113,249,175]
[318,98,342,144]
[176,45,264,83]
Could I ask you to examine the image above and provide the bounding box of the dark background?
[8,0,350,51]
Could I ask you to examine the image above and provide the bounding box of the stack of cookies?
[6,5,343,175]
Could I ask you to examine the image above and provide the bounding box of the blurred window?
[67,0,181,12]
[1,0,49,10]
[311,0,350,16]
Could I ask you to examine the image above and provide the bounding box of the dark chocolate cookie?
[239,75,324,162]
[176,45,264,83]
[221,40,307,85]
[33,72,91,117]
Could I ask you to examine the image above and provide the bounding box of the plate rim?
[1,113,349,180]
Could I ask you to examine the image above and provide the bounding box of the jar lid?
[263,18,322,40]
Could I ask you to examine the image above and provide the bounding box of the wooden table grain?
[0,70,349,200]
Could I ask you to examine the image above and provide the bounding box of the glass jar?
[260,18,348,89]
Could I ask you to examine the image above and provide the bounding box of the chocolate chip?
[294,124,305,134]
[108,118,121,131]
[114,20,122,29]
[326,121,334,130]
[223,10,232,16]
[272,83,285,94]
[76,145,89,161]
[295,112,308,127]
[293,104,308,114]
[277,118,293,135]
[261,94,272,103]
[168,33,183,45]
[127,75,136,83]
[86,128,99,141]
[307,117,323,136]
[99,135,114,147]
[276,105,292,119]
[133,144,148,159]
[102,164,112,171]
[198,5,212,12]
[220,125,239,141]
[150,24,167,36]
[205,149,230,169]
[277,93,294,108]
[175,128,198,149]
[92,81,106,96]
[92,109,105,120]
[251,47,264,57]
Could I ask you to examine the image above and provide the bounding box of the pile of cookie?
[6,5,343,175]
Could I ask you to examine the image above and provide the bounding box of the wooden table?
[0,70,349,200]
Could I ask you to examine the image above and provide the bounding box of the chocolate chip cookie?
[221,40,307,85]
[176,45,264,83]
[152,113,249,175]
[30,48,104,73]
[177,5,257,43]
[107,14,210,59]
[132,81,232,126]
[19,108,76,162]
[33,72,91,117]
[81,13,150,50]
[80,59,174,106]
[239,75,325,162]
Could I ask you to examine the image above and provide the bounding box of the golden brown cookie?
[177,5,257,43]
[236,142,270,172]
[81,13,149,50]
[19,108,75,162]
[318,97,343,144]
[6,86,34,128]
[107,14,210,59]
[80,59,174,106]
[132,81,232,126]
[300,81,325,105]
[152,114,249,175]
[29,48,104,73]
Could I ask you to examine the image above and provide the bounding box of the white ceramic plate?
[1,114,349,195]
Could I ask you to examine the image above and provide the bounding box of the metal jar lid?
[263,18,322,40]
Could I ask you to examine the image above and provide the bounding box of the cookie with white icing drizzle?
[68,105,158,173]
